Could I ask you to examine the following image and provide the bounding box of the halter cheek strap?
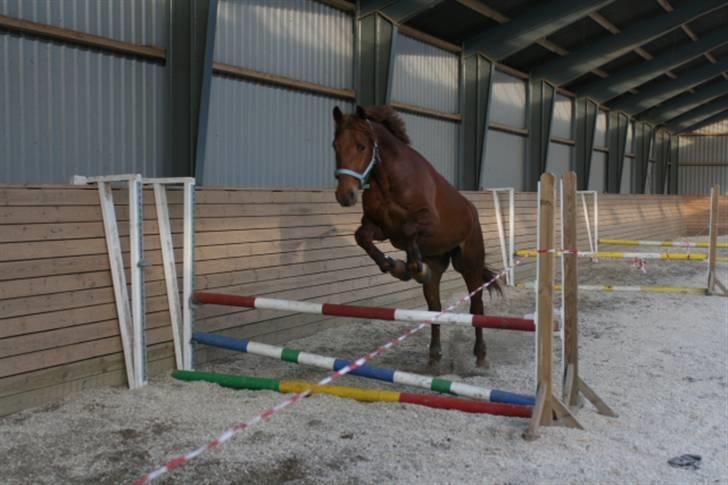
[334,143,380,190]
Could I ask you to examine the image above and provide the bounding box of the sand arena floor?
[1,241,727,484]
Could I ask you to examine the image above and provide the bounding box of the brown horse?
[332,105,500,367]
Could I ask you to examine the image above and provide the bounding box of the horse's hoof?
[475,357,488,368]
[388,259,413,281]
[412,263,431,284]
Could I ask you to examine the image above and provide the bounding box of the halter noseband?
[334,122,380,190]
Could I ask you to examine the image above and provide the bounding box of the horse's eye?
[357,144,365,152]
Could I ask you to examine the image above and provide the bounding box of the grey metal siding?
[678,135,728,163]
[588,151,606,192]
[620,157,633,193]
[490,70,526,128]
[1,31,169,183]
[594,109,608,147]
[677,128,728,194]
[0,0,168,46]
[398,112,458,184]
[482,130,526,190]
[678,166,728,194]
[391,33,459,113]
[551,93,573,139]
[203,75,348,188]
[546,142,572,176]
[214,0,353,89]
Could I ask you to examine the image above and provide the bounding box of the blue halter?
[334,121,380,190]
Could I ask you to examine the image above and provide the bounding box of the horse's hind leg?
[451,245,487,368]
[421,255,449,367]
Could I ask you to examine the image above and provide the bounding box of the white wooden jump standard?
[73,174,146,389]
[488,188,515,285]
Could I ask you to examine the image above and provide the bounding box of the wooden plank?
[391,101,462,123]
[562,172,579,406]
[0,14,166,61]
[536,173,555,426]
[213,63,356,100]
[0,343,175,416]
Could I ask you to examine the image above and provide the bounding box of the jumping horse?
[331,105,500,367]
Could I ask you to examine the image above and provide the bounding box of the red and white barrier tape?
[631,258,647,274]
[134,260,522,484]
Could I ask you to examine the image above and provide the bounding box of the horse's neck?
[370,125,404,196]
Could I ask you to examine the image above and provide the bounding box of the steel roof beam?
[532,0,728,86]
[642,79,728,124]
[666,96,728,132]
[464,0,613,60]
[608,58,728,114]
[579,27,728,102]
[678,110,728,133]
[380,0,445,23]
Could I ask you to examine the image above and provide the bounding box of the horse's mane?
[364,106,411,145]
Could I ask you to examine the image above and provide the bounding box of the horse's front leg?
[402,221,431,284]
[355,221,414,281]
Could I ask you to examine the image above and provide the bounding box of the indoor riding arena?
[1,1,727,484]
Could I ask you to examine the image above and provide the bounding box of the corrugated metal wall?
[0,0,170,183]
[202,0,354,188]
[204,78,352,188]
[678,165,728,194]
[214,0,352,89]
[551,93,573,139]
[677,119,728,194]
[390,33,459,113]
[389,33,459,184]
[481,70,527,190]
[398,111,458,183]
[589,152,607,191]
[0,0,168,46]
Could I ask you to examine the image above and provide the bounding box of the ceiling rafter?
[657,0,728,82]
[589,12,678,80]
[454,0,625,87]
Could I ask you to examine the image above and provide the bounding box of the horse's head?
[332,105,378,207]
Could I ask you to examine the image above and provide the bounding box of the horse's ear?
[356,105,367,120]
[333,106,343,123]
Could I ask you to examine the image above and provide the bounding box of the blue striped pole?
[192,332,534,406]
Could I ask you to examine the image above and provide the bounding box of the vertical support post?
[183,179,196,369]
[492,190,510,285]
[357,13,396,107]
[562,172,618,417]
[508,188,516,285]
[575,98,598,190]
[97,182,136,389]
[580,193,595,254]
[707,184,726,296]
[562,172,579,405]
[153,184,184,370]
[527,80,556,191]
[525,172,582,440]
[128,175,146,388]
[594,192,599,254]
[168,0,218,180]
[463,54,494,190]
[669,136,679,194]
[607,111,629,193]
[634,121,654,194]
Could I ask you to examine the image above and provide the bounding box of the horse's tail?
[483,263,503,296]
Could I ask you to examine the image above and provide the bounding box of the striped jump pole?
[191,332,535,406]
[516,282,708,294]
[599,238,728,249]
[191,292,537,331]
[172,370,532,418]
[515,249,728,262]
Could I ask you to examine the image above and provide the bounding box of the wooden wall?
[0,185,716,415]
